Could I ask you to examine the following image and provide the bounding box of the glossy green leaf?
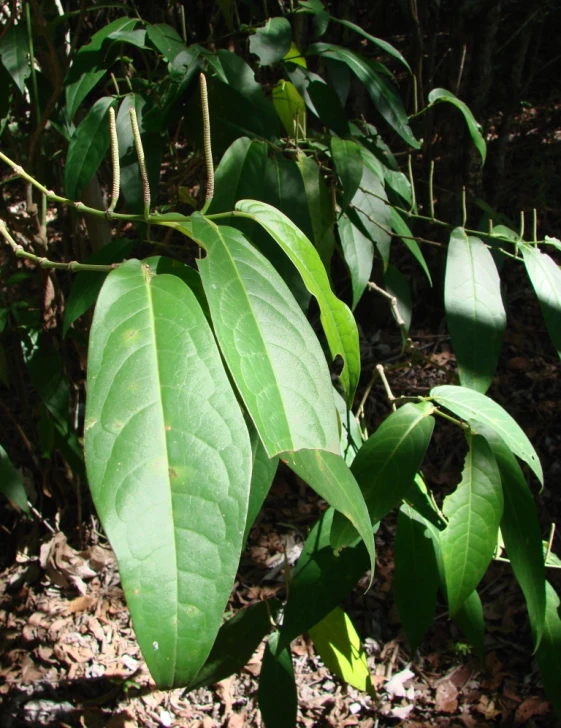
[394,504,439,651]
[286,65,349,136]
[0,445,29,514]
[330,17,411,73]
[63,239,136,336]
[308,43,420,148]
[384,167,413,207]
[309,607,374,693]
[85,260,252,688]
[454,589,485,662]
[522,244,561,358]
[445,228,506,393]
[481,427,545,647]
[188,599,280,690]
[259,632,297,728]
[440,433,503,616]
[351,165,392,270]
[331,137,363,212]
[333,387,363,466]
[338,213,374,310]
[428,88,486,164]
[283,450,375,576]
[249,17,292,66]
[405,474,447,531]
[273,80,306,139]
[191,217,339,457]
[430,385,543,485]
[296,153,334,268]
[64,97,115,202]
[535,582,561,718]
[236,200,360,405]
[331,402,435,549]
[390,208,432,284]
[146,23,186,62]
[0,25,30,95]
[279,508,370,649]
[384,264,412,334]
[244,425,279,543]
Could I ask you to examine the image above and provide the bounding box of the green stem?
[433,408,468,429]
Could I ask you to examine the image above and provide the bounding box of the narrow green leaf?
[430,385,543,485]
[522,244,561,358]
[330,17,411,73]
[283,450,376,577]
[454,589,485,662]
[394,504,439,651]
[249,17,292,66]
[331,402,435,549]
[259,632,297,728]
[64,97,115,202]
[390,208,432,284]
[273,80,306,139]
[331,137,363,212]
[384,264,412,334]
[481,427,545,647]
[309,607,374,693]
[308,43,420,148]
[351,165,392,270]
[236,199,360,405]
[0,25,30,95]
[296,153,334,268]
[191,217,340,457]
[338,213,374,310]
[0,445,29,514]
[188,599,280,690]
[445,228,506,394]
[384,167,413,207]
[63,239,136,336]
[244,426,279,543]
[535,582,561,718]
[428,88,486,164]
[440,433,503,616]
[146,23,186,62]
[405,474,447,531]
[85,260,252,687]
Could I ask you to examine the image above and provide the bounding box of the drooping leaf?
[64,97,116,201]
[272,79,306,139]
[454,589,485,662]
[84,259,252,688]
[187,599,280,690]
[535,582,561,718]
[191,217,340,457]
[331,402,435,549]
[445,227,506,393]
[283,450,376,576]
[0,24,30,95]
[331,137,363,212]
[309,607,374,693]
[428,88,486,164]
[333,387,363,466]
[351,165,392,270]
[146,23,186,62]
[440,433,503,616]
[235,200,360,406]
[430,385,543,485]
[244,425,279,543]
[384,167,413,207]
[330,17,411,73]
[259,632,297,728]
[63,239,136,336]
[522,244,561,359]
[308,43,420,148]
[286,65,349,136]
[405,474,447,531]
[384,264,412,334]
[389,208,432,284]
[338,213,374,310]
[249,17,292,66]
[296,152,334,268]
[0,445,29,514]
[394,504,439,651]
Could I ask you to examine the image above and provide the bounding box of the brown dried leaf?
[435,679,459,713]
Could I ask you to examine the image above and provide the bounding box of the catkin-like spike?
[107,107,120,213]
[200,73,214,209]
[129,108,151,219]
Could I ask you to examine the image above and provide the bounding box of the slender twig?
[199,74,214,213]
[107,107,120,213]
[545,523,556,564]
[129,108,151,220]
[367,281,412,350]
[461,186,467,227]
[433,408,468,429]
[178,4,187,42]
[533,208,537,242]
[429,159,435,220]
[356,368,377,428]
[375,364,396,411]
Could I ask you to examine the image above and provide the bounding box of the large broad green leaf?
[309,607,374,693]
[63,239,136,336]
[243,425,279,543]
[84,259,252,688]
[454,589,485,662]
[431,385,543,485]
[330,17,411,73]
[331,137,363,212]
[338,213,374,310]
[0,445,29,514]
[191,217,339,457]
[445,228,506,393]
[351,166,392,270]
[146,23,186,62]
[279,508,370,650]
[249,17,292,65]
[0,24,30,94]
[187,599,280,690]
[481,426,545,647]
[331,402,435,549]
[308,43,419,148]
[394,504,439,651]
[535,582,561,718]
[283,450,375,576]
[64,97,116,202]
[390,208,432,284]
[296,152,334,268]
[405,474,447,531]
[272,80,306,139]
[428,88,486,164]
[440,433,503,616]
[286,65,349,136]
[235,200,360,405]
[259,632,297,728]
[522,244,561,358]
